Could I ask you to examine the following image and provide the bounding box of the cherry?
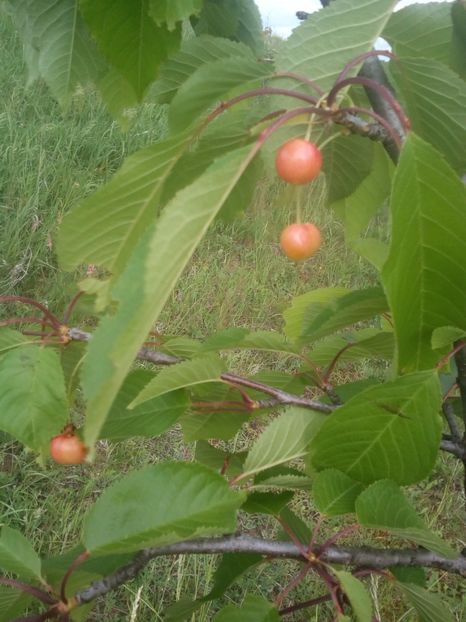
[280,223,321,261]
[275,138,322,185]
[50,430,87,465]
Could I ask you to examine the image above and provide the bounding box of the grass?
[0,13,465,622]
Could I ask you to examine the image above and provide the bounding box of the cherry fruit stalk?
[50,428,87,465]
[275,138,322,185]
[280,223,322,261]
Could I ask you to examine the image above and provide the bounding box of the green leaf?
[451,1,466,78]
[334,571,372,622]
[195,441,246,477]
[0,346,68,452]
[0,329,28,357]
[323,135,373,204]
[100,371,189,440]
[253,466,313,491]
[241,408,326,480]
[276,0,397,93]
[382,134,466,373]
[277,508,312,544]
[151,35,253,105]
[213,595,279,622]
[351,238,389,271]
[300,287,388,342]
[80,145,255,447]
[168,55,272,131]
[149,0,203,31]
[331,142,393,242]
[283,288,349,341]
[194,0,264,55]
[80,0,180,99]
[0,587,31,622]
[181,411,248,442]
[391,59,466,174]
[312,371,442,485]
[356,480,456,558]
[160,337,202,358]
[161,107,262,207]
[397,583,454,622]
[0,526,41,581]
[431,326,466,350]
[313,469,364,516]
[201,329,298,356]
[57,128,194,276]
[97,69,138,130]
[383,3,453,66]
[130,354,224,407]
[307,329,395,367]
[10,0,104,105]
[83,462,245,555]
[242,491,293,515]
[391,566,426,587]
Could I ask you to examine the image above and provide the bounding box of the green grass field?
[0,15,464,622]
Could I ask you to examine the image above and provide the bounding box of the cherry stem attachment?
[60,551,90,603]
[62,292,84,324]
[337,105,402,148]
[327,76,409,134]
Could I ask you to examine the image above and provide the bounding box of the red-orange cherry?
[275,139,322,185]
[280,223,322,261]
[50,432,87,465]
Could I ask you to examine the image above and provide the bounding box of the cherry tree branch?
[73,535,466,607]
[68,327,466,457]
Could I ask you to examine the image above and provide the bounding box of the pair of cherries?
[275,138,322,261]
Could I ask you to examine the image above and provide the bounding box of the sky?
[255,0,453,38]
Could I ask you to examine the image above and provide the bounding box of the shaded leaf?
[313,469,364,516]
[391,58,466,174]
[57,128,194,276]
[334,571,372,622]
[383,3,453,66]
[312,371,442,485]
[213,595,279,621]
[0,527,41,581]
[195,441,246,477]
[0,346,68,452]
[130,354,224,407]
[97,69,138,130]
[390,566,426,588]
[80,0,180,99]
[83,462,245,555]
[168,55,271,131]
[149,0,203,31]
[397,583,454,622]
[0,587,31,622]
[151,35,253,105]
[181,411,248,442]
[323,135,373,204]
[356,480,456,558]
[283,288,349,341]
[100,371,189,440]
[301,287,388,342]
[242,491,293,515]
[80,146,254,447]
[382,134,466,372]
[276,0,397,93]
[10,0,104,105]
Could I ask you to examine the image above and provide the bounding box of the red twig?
[62,292,84,324]
[335,50,397,84]
[0,316,57,331]
[60,551,90,603]
[437,341,466,370]
[0,577,55,605]
[0,296,61,328]
[272,72,325,96]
